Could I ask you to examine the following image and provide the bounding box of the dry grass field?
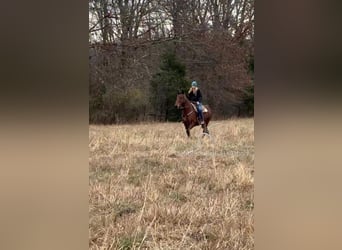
[89,119,254,249]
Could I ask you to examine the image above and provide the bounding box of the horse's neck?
[182,99,194,115]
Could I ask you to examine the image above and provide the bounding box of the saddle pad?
[191,103,208,113]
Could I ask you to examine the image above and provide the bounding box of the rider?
[188,81,204,125]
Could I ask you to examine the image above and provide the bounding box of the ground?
[89,118,254,249]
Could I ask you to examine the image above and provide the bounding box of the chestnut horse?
[174,92,212,137]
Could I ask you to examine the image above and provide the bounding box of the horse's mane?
[178,92,188,100]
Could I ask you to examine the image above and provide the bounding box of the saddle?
[190,103,208,113]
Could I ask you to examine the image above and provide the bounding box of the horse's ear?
[181,89,185,94]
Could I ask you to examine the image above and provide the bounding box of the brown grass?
[89,119,254,249]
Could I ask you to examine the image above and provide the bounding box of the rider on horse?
[188,81,204,125]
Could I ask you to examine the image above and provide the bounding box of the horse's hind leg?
[201,124,209,135]
[204,126,209,134]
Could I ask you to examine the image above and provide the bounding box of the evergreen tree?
[244,84,254,116]
[150,52,188,121]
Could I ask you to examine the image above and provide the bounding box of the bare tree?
[89,0,254,123]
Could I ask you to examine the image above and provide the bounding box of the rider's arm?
[197,89,202,103]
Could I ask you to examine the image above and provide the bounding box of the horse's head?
[175,91,187,109]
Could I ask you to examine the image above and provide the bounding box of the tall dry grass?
[89,119,254,249]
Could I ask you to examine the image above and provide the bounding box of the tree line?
[89,0,254,124]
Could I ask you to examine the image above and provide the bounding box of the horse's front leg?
[183,123,190,137]
[186,129,190,137]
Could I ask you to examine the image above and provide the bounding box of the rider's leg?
[197,103,204,124]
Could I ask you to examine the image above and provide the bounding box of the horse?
[174,92,212,137]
